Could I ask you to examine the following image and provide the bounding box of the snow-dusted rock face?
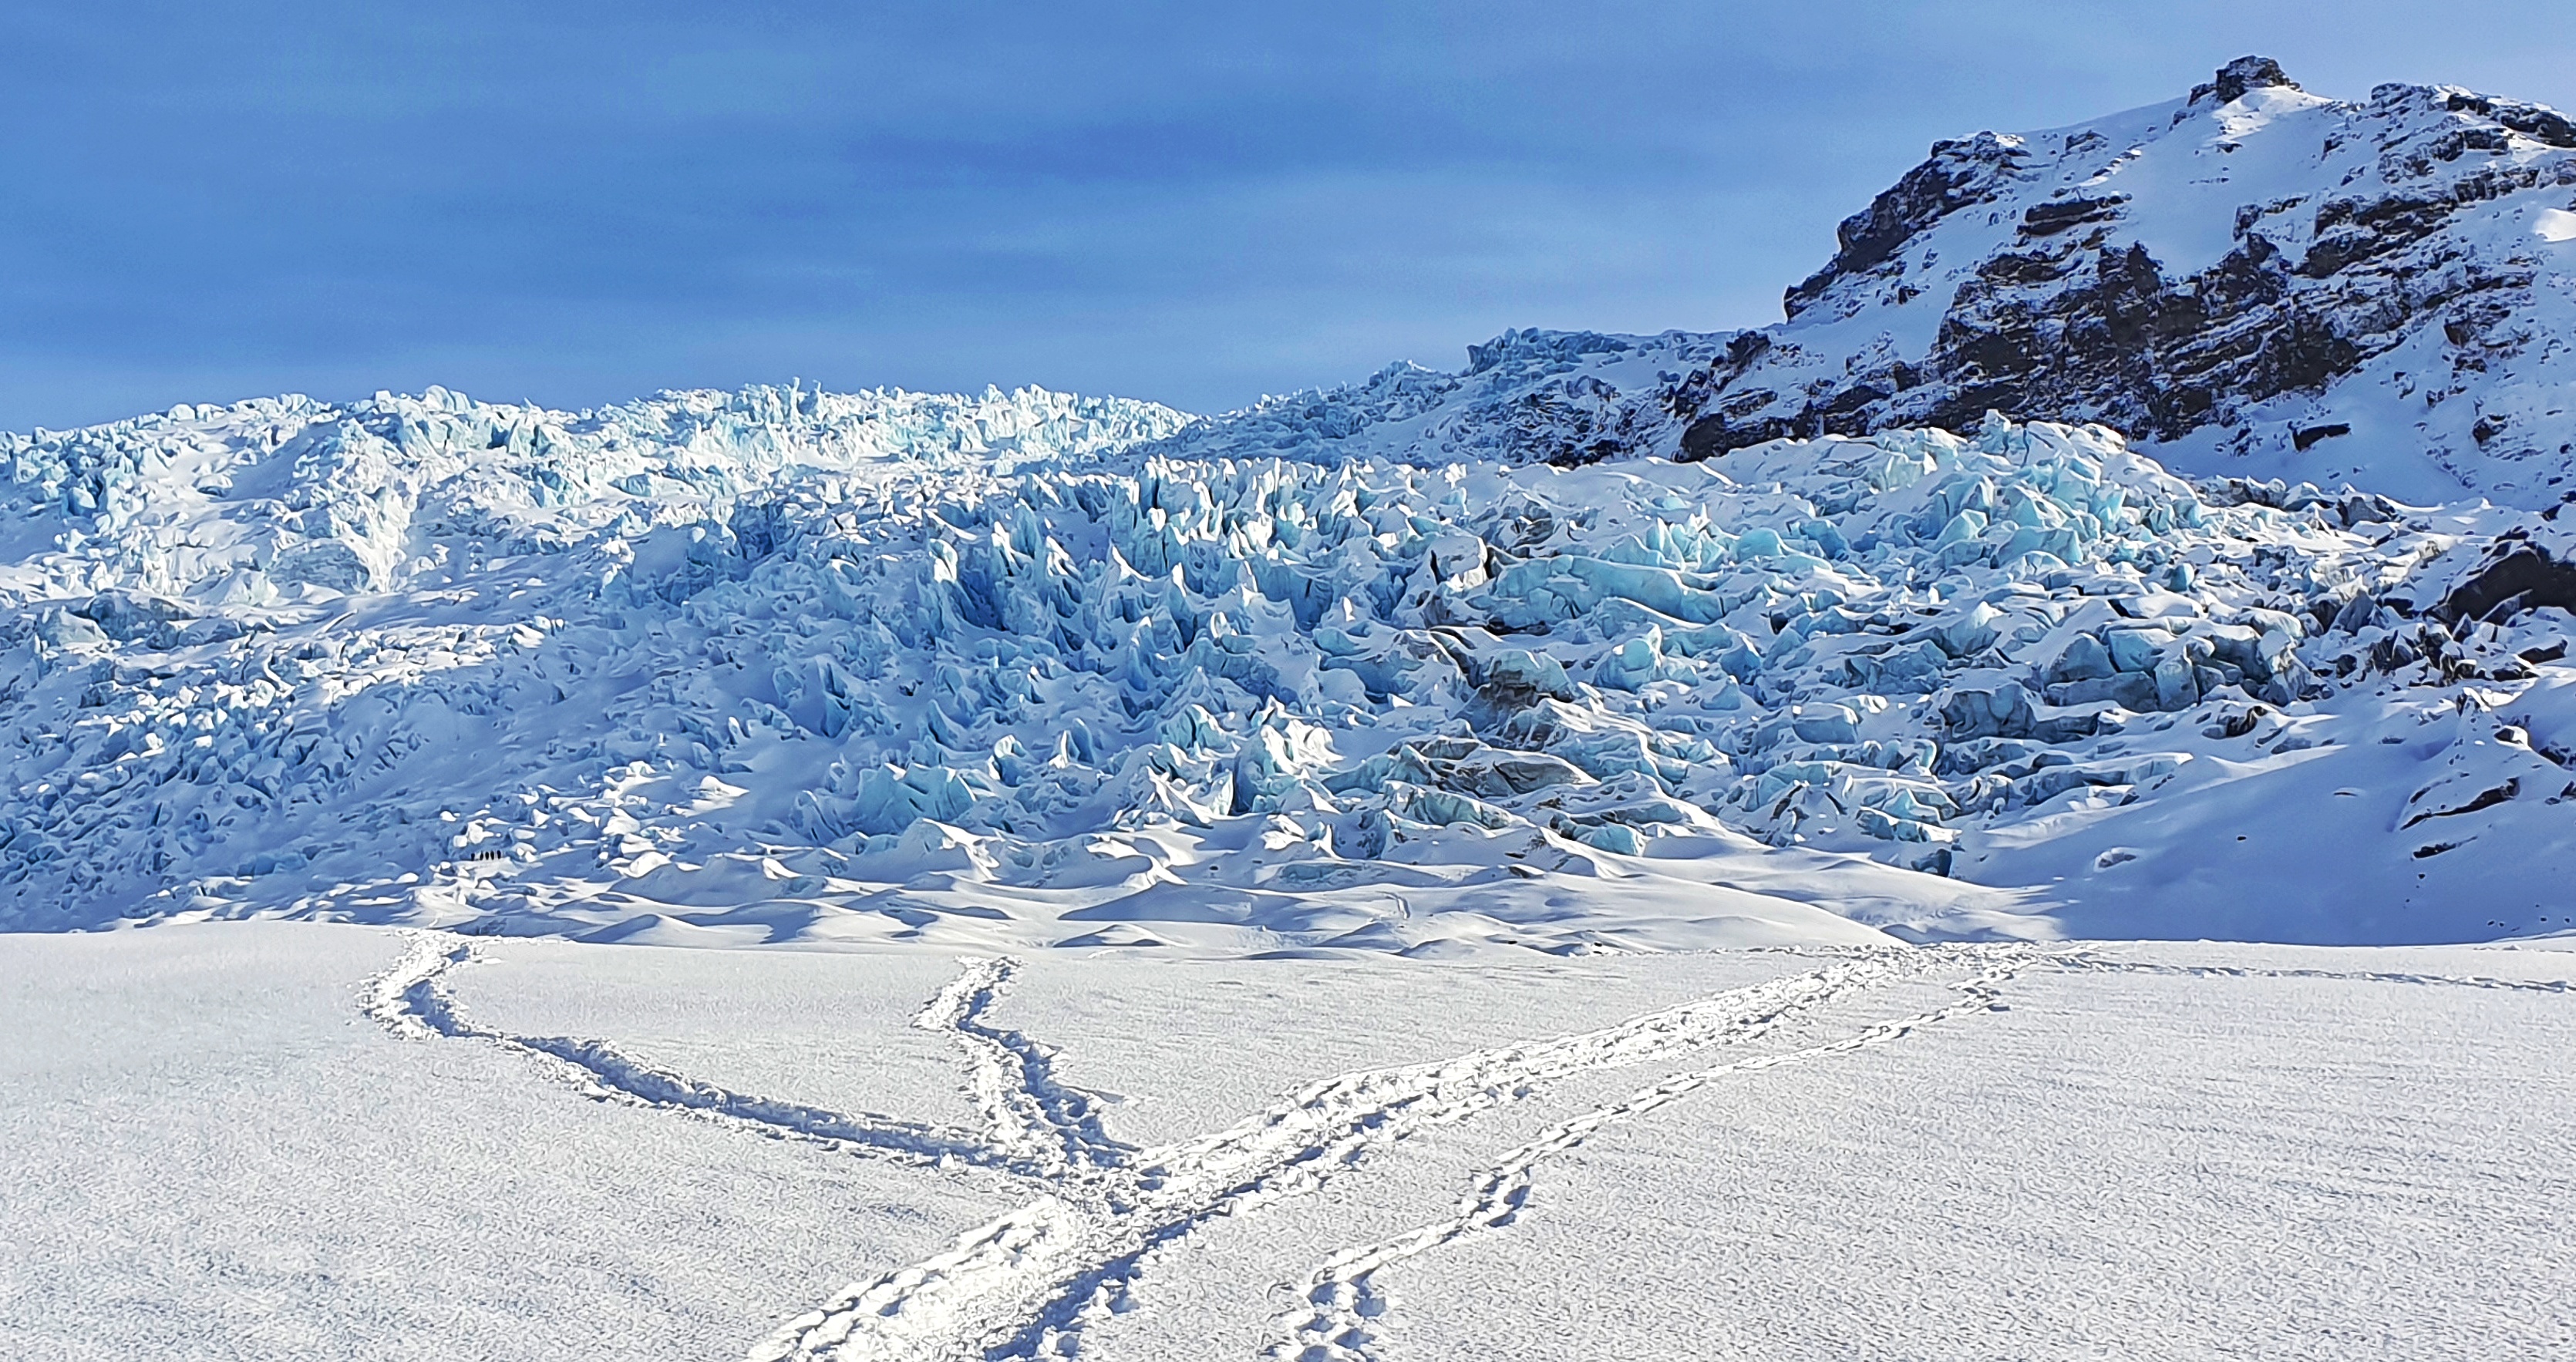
[7,381,2572,947]
[1667,56,2576,507]
[1130,58,2576,510]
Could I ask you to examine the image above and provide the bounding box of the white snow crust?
[5,923,2568,1360]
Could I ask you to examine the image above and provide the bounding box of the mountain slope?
[1666,56,2576,507]
[1135,328,1716,470]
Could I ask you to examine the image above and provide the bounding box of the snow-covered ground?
[5,921,2568,1360]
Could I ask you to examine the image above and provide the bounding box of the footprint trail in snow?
[368,936,2541,1362]
[746,946,1986,1362]
[367,932,1050,1179]
[365,934,2007,1360]
[1265,946,2034,1362]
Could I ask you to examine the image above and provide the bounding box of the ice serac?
[6,371,2574,948]
[1665,56,2576,507]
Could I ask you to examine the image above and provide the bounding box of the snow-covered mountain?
[1665,55,2576,507]
[1137,327,1721,471]
[1126,57,2576,506]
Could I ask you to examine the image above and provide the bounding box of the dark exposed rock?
[1901,234,2358,444]
[1783,133,2030,321]
[2019,193,2128,238]
[2433,543,2576,625]
[1672,331,1798,460]
[2190,55,2300,109]
[2441,91,2576,149]
[2401,778,2520,827]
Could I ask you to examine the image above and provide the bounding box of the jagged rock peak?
[1782,131,2030,322]
[2190,55,2300,109]
[1656,57,2576,509]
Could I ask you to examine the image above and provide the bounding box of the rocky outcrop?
[1781,132,2033,322]
[1130,59,2576,510]
[2192,55,2300,109]
[2434,537,2576,625]
[1664,58,2576,508]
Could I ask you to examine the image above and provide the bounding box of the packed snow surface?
[4,922,2568,1360]
[6,382,2575,948]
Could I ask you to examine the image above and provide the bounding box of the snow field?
[0,922,1019,1362]
[1396,953,2576,1360]
[434,940,985,1139]
[6,923,2568,1360]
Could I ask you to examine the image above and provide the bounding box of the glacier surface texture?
[6,368,2574,949]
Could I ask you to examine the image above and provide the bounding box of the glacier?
[7,374,2573,950]
[15,56,2576,953]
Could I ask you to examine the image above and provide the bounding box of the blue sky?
[6,2,2574,429]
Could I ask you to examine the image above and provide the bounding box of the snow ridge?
[1132,328,1721,472]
